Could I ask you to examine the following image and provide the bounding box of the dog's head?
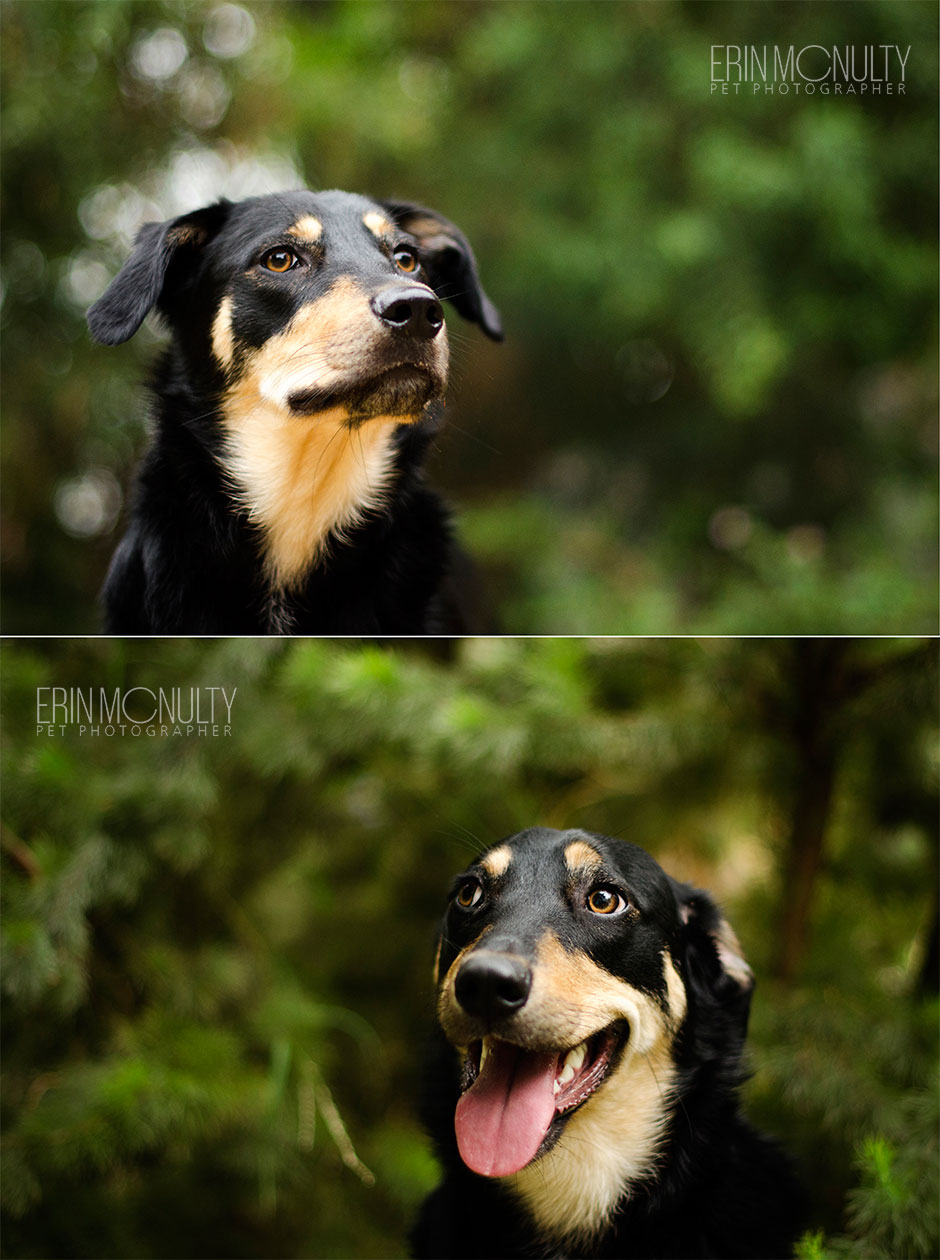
[87,189,502,425]
[433,826,753,1239]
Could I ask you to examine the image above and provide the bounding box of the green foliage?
[463,482,938,633]
[794,1088,940,1259]
[1,0,937,631]
[795,1230,828,1260]
[847,1112,939,1260]
[1,637,937,1257]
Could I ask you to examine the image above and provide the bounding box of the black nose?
[455,952,532,1022]
[371,286,444,339]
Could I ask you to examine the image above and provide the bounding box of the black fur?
[87,190,501,634]
[413,827,805,1260]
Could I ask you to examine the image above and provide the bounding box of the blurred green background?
[2,636,937,1258]
[1,0,937,633]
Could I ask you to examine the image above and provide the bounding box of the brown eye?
[263,249,298,273]
[455,879,483,909]
[393,246,418,273]
[587,887,628,916]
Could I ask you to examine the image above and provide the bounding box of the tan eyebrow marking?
[362,211,393,238]
[287,215,322,242]
[481,845,512,878]
[564,840,603,872]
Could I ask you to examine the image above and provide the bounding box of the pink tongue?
[454,1040,558,1177]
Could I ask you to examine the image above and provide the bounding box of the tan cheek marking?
[211,295,235,367]
[245,277,371,406]
[663,949,687,1025]
[563,840,603,873]
[535,932,641,1032]
[481,845,512,878]
[363,211,392,237]
[515,934,677,1054]
[432,940,442,987]
[268,276,366,357]
[288,215,322,243]
[537,934,686,1028]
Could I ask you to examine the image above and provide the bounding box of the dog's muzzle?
[448,946,626,1180]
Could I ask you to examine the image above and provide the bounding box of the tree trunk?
[770,641,843,983]
[772,734,837,982]
[917,900,939,996]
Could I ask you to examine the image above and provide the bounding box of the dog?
[87,189,502,634]
[413,827,805,1259]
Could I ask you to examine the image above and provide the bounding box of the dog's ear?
[87,201,231,345]
[380,199,503,342]
[672,879,754,1055]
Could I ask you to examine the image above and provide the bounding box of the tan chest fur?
[219,394,401,590]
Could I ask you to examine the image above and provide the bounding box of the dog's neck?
[217,391,405,590]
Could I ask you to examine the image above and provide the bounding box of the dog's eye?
[455,879,483,909]
[262,249,299,273]
[586,887,628,916]
[393,246,419,274]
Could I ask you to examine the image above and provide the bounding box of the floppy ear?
[380,199,503,342]
[87,200,231,345]
[672,879,754,1056]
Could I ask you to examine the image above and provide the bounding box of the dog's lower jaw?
[503,1034,678,1249]
[218,395,410,591]
[287,365,441,424]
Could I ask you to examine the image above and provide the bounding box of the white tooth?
[553,1079,561,1095]
[558,1063,575,1086]
[564,1042,587,1074]
[480,1038,491,1070]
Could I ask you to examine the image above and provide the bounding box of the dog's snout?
[455,952,532,1022]
[371,286,444,339]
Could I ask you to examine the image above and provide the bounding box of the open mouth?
[287,365,439,419]
[454,1023,627,1179]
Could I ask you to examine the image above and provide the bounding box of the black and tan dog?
[414,827,804,1259]
[87,190,501,634]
